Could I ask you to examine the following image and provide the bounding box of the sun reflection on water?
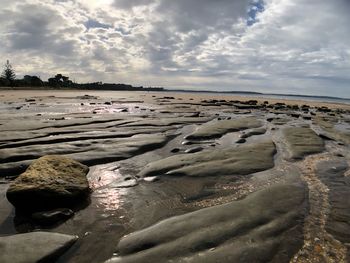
[94,187,128,212]
[89,166,132,212]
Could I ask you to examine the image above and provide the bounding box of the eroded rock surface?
[0,133,172,176]
[6,155,89,211]
[1,92,350,263]
[315,116,350,145]
[0,231,78,263]
[107,184,307,263]
[186,117,262,140]
[140,140,276,177]
[283,127,324,159]
[240,127,267,139]
[316,159,350,244]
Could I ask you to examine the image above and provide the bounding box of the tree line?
[0,60,163,91]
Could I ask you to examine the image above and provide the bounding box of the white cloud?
[0,0,349,96]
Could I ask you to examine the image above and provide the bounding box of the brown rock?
[6,155,90,211]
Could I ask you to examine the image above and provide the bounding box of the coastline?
[0,89,350,262]
[1,88,350,110]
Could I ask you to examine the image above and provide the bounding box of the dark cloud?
[156,0,249,32]
[84,19,112,29]
[113,0,155,9]
[3,4,77,56]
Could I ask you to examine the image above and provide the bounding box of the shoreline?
[0,89,350,262]
[1,88,350,110]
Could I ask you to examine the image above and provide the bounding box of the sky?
[0,0,350,97]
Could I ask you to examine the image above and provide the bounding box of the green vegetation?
[0,60,16,86]
[0,60,163,91]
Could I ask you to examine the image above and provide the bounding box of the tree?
[1,60,16,84]
[23,75,43,86]
[48,73,72,87]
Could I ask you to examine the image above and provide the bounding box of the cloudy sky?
[1,0,350,97]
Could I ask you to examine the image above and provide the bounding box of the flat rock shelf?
[0,90,350,263]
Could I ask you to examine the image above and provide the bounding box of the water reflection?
[89,166,135,212]
[94,188,127,212]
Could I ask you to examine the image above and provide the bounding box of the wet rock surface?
[0,231,78,263]
[283,127,325,159]
[316,159,350,244]
[185,117,262,140]
[109,184,307,263]
[140,140,276,177]
[0,91,350,263]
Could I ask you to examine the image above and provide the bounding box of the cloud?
[0,0,350,97]
[113,0,155,9]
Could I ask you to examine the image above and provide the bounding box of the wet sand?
[0,90,350,262]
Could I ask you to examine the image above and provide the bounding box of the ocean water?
[185,91,350,105]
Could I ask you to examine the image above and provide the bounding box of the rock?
[302,116,312,120]
[235,138,246,144]
[182,141,193,145]
[316,159,350,243]
[185,117,262,140]
[186,112,200,117]
[269,117,290,125]
[0,231,78,263]
[0,133,173,176]
[317,106,331,113]
[185,147,203,153]
[140,140,276,177]
[283,127,324,159]
[233,104,261,110]
[6,155,90,211]
[318,133,334,141]
[240,127,266,139]
[246,100,258,105]
[31,208,74,225]
[314,116,350,145]
[106,184,307,263]
[77,95,98,100]
[170,148,180,153]
[49,117,65,121]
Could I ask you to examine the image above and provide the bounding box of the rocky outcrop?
[316,159,350,244]
[6,155,90,211]
[283,127,324,159]
[0,231,77,263]
[185,117,262,140]
[106,184,307,263]
[140,140,276,177]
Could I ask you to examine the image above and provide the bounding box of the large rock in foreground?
[6,155,90,211]
[0,231,77,263]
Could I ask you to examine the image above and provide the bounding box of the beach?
[0,89,350,263]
